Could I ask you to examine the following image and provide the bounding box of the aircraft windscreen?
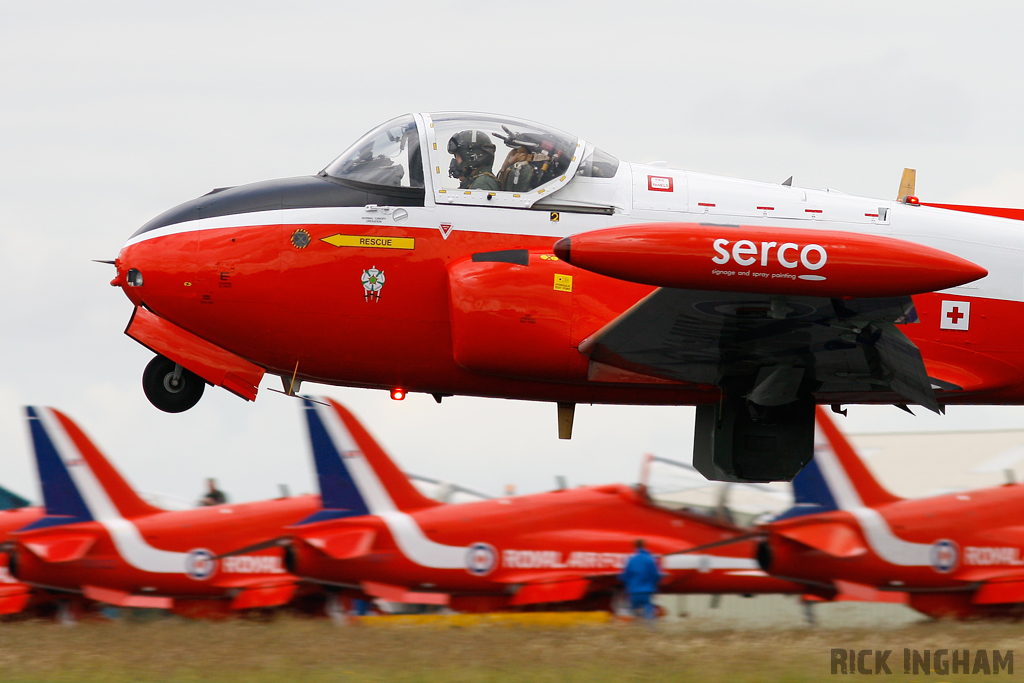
[323,115,424,189]
[575,148,619,178]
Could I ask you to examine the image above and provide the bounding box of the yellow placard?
[554,274,573,292]
[321,234,415,250]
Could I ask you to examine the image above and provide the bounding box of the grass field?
[1,616,1022,682]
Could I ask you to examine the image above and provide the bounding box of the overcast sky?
[4,1,1024,506]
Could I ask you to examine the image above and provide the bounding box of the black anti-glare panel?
[132,175,425,237]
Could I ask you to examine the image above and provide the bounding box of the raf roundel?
[465,542,498,576]
[930,539,959,574]
[185,548,219,581]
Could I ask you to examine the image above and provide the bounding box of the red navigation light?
[903,195,920,205]
[390,388,406,401]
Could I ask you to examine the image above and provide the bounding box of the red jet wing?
[228,582,298,610]
[23,534,97,563]
[360,581,449,606]
[82,585,173,610]
[0,584,33,615]
[774,522,868,559]
[971,574,1024,605]
[509,578,591,606]
[300,527,377,560]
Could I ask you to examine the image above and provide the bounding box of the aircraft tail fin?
[774,458,838,520]
[299,398,439,523]
[23,407,162,529]
[777,408,901,518]
[811,407,901,510]
[0,484,30,511]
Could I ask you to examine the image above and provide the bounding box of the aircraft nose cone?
[553,237,571,262]
[110,261,126,288]
[965,260,989,283]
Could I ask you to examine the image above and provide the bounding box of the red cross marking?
[947,307,964,324]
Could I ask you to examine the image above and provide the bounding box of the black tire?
[142,355,205,413]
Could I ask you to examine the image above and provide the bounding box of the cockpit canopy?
[322,114,423,189]
[322,112,619,208]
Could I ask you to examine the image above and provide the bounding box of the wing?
[557,220,989,482]
[22,533,97,563]
[360,580,449,605]
[969,573,1024,606]
[0,583,33,615]
[581,289,941,412]
[773,522,868,559]
[223,580,298,610]
[82,585,173,609]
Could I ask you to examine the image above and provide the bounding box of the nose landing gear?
[142,355,205,413]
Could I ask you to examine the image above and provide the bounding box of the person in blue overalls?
[619,539,663,620]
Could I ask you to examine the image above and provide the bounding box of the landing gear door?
[424,112,583,209]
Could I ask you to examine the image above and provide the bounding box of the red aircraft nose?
[115,232,201,310]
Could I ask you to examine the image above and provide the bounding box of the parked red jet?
[756,408,1024,619]
[1,489,108,621]
[238,397,813,613]
[4,407,323,619]
[0,504,44,616]
[109,112,1024,482]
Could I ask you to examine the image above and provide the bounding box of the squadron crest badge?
[361,266,385,302]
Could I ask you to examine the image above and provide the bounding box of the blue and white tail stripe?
[300,400,372,524]
[774,457,839,521]
[24,406,93,529]
[776,426,861,523]
[778,411,936,568]
[21,407,191,573]
[300,399,468,570]
[810,426,867,511]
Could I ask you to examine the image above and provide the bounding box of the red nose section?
[558,223,987,298]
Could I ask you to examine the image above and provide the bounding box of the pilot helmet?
[447,130,496,179]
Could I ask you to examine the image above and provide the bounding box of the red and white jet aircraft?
[111,112,1022,481]
[243,398,813,612]
[0,504,45,616]
[757,408,1024,619]
[5,407,323,619]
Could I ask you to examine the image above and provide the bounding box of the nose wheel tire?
[142,355,205,413]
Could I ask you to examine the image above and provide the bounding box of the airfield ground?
[1,613,1022,683]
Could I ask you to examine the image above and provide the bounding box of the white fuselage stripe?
[316,404,772,573]
[660,555,760,571]
[317,404,466,569]
[812,432,933,566]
